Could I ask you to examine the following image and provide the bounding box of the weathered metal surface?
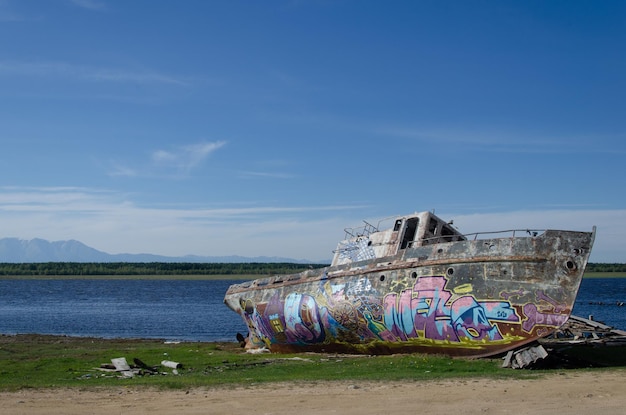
[224,211,595,357]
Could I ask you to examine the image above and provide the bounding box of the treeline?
[0,262,622,276]
[586,263,626,273]
[0,262,329,276]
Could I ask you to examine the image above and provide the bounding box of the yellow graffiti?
[453,283,474,295]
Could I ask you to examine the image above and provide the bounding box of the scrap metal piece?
[502,345,548,369]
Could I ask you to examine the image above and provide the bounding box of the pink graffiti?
[383,276,519,342]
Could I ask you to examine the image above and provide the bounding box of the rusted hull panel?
[224,229,595,357]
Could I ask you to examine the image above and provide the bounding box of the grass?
[0,334,547,391]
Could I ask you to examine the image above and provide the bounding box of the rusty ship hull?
[224,211,595,357]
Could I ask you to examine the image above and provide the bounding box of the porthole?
[411,272,418,279]
[380,274,386,282]
[446,267,454,276]
[437,248,443,254]
[565,260,576,271]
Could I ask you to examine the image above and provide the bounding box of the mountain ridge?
[0,237,319,264]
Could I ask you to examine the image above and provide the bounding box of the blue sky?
[0,0,624,262]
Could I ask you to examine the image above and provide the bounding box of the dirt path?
[2,370,625,415]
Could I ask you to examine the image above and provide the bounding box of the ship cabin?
[331,211,466,266]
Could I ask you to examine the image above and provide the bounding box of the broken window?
[441,224,455,242]
[401,217,419,249]
[393,219,402,232]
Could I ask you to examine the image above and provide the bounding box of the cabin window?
[428,219,438,235]
[400,218,419,249]
[393,219,402,232]
[441,224,455,242]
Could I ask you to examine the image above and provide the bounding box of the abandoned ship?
[224,211,595,357]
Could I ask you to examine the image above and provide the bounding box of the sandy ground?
[1,370,625,415]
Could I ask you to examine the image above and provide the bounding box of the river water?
[0,278,624,342]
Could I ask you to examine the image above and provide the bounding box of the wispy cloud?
[151,141,227,174]
[107,164,138,178]
[0,185,623,261]
[374,126,550,148]
[109,141,227,178]
[239,171,296,179]
[69,0,107,11]
[0,186,367,259]
[372,125,623,154]
[1,185,624,262]
[0,61,189,86]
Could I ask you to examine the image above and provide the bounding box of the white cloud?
[0,186,623,262]
[107,164,137,178]
[108,141,227,178]
[151,141,227,174]
[0,186,364,260]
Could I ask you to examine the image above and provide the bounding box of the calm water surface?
[0,279,247,341]
[0,278,624,341]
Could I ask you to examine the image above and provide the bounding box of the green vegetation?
[584,272,626,279]
[0,262,328,277]
[0,262,623,279]
[586,263,626,273]
[0,335,538,391]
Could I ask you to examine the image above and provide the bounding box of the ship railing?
[461,229,547,240]
[418,229,546,246]
[343,220,379,239]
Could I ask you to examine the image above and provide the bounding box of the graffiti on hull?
[238,275,569,348]
[383,276,519,342]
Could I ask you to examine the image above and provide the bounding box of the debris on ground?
[502,315,626,369]
[501,345,548,369]
[88,357,184,379]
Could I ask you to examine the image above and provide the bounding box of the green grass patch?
[584,272,626,279]
[0,334,543,391]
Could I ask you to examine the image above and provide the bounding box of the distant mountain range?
[0,238,319,264]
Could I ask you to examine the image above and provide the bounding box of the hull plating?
[224,229,594,357]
